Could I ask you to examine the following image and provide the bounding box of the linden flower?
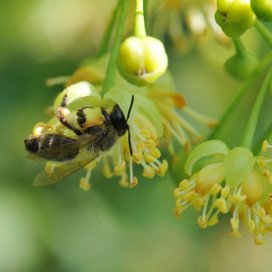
[45,55,216,189]
[99,112,168,189]
[173,140,272,244]
[148,0,229,52]
[67,55,218,153]
[145,72,218,155]
[30,81,168,190]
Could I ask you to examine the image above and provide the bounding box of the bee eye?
[25,138,39,153]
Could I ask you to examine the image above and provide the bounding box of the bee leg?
[76,108,87,127]
[55,92,84,135]
[76,107,93,128]
[101,108,111,125]
[56,107,83,136]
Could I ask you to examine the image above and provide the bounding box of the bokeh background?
[1,0,272,271]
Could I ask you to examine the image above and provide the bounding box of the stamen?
[230,205,241,237]
[80,167,92,191]
[102,156,113,178]
[207,195,217,219]
[119,172,129,187]
[262,140,272,152]
[117,141,123,165]
[208,212,219,227]
[149,162,159,171]
[172,121,189,144]
[247,208,255,233]
[157,101,203,142]
[129,156,138,188]
[164,122,188,146]
[183,106,218,128]
[202,196,209,219]
[171,110,203,141]
[114,160,126,176]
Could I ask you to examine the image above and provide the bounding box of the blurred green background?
[1,1,272,271]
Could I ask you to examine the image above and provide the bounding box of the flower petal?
[185,140,229,175]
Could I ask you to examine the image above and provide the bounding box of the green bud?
[251,0,272,21]
[224,52,258,80]
[117,36,168,86]
[224,147,255,188]
[215,0,256,37]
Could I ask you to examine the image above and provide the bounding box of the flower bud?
[224,147,255,188]
[242,170,264,206]
[224,52,258,80]
[215,0,256,37]
[195,163,225,196]
[251,0,272,21]
[117,36,168,86]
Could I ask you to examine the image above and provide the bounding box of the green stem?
[255,20,272,48]
[241,68,272,149]
[143,0,149,32]
[232,37,246,56]
[101,0,130,96]
[97,0,122,57]
[134,0,146,37]
[209,52,272,139]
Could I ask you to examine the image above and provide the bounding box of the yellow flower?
[173,140,272,244]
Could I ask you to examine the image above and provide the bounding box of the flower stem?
[241,68,272,149]
[101,0,130,97]
[232,37,246,56]
[143,0,149,31]
[209,52,272,139]
[134,0,146,37]
[97,0,122,57]
[255,20,272,48]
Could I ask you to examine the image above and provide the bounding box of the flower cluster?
[25,0,217,191]
[174,140,272,244]
[148,0,230,52]
[63,55,216,189]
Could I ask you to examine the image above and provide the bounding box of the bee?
[24,92,134,186]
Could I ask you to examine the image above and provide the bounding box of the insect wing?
[33,149,99,186]
[26,133,100,162]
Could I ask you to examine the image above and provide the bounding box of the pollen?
[102,157,113,178]
[80,177,92,191]
[119,173,129,188]
[114,160,126,176]
[143,165,155,178]
[129,176,138,188]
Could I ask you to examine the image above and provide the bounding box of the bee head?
[25,137,39,153]
[110,105,128,136]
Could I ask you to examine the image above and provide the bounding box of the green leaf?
[185,140,229,175]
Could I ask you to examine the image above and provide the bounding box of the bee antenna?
[126,127,132,156]
[126,95,134,157]
[126,95,134,120]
